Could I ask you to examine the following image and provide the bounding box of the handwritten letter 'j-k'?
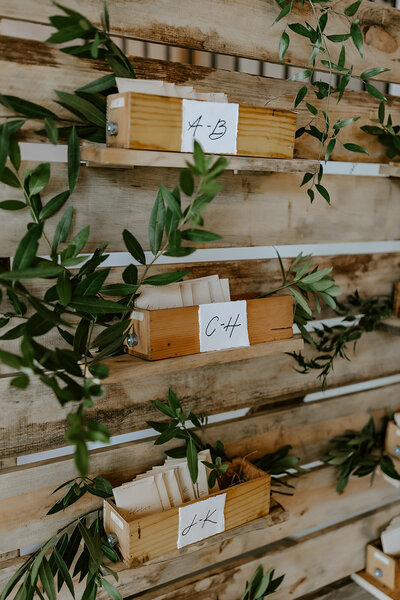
[198,300,250,353]
[177,493,227,549]
[181,99,239,155]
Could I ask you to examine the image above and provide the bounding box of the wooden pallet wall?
[1,1,400,599]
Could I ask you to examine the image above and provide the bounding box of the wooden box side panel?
[366,543,397,590]
[129,93,183,151]
[106,92,131,148]
[385,422,400,457]
[237,105,296,159]
[103,501,131,561]
[149,305,200,359]
[247,296,293,344]
[125,311,151,358]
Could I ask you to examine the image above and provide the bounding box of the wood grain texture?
[354,571,400,600]
[1,382,400,554]
[2,329,400,459]
[2,161,400,256]
[301,579,373,600]
[1,1,400,83]
[1,34,400,162]
[132,500,400,600]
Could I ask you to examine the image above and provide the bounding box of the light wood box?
[106,92,297,158]
[366,542,400,591]
[124,296,293,360]
[385,422,400,458]
[103,458,271,567]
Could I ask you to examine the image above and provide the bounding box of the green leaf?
[0,94,57,120]
[288,23,312,38]
[74,269,110,296]
[10,374,30,389]
[181,229,222,242]
[345,0,362,16]
[122,264,138,285]
[288,69,312,81]
[350,22,363,57]
[294,86,307,108]
[378,100,385,124]
[100,283,138,296]
[73,318,90,356]
[279,31,289,63]
[55,91,106,128]
[305,102,318,116]
[69,297,130,314]
[364,82,387,102]
[39,558,56,600]
[289,287,312,316]
[343,142,369,155]
[77,522,102,566]
[91,320,128,348]
[57,270,72,306]
[192,141,206,174]
[274,3,291,23]
[143,271,188,286]
[179,170,194,196]
[160,184,182,219]
[75,442,89,477]
[315,183,331,203]
[0,167,20,188]
[44,118,59,145]
[100,579,122,600]
[88,363,109,379]
[39,191,70,220]
[9,135,21,171]
[186,438,198,483]
[325,138,336,161]
[148,189,166,255]
[122,230,146,265]
[76,74,116,94]
[327,33,351,42]
[29,163,50,195]
[13,223,43,270]
[53,548,75,598]
[360,67,390,80]
[0,200,26,211]
[52,206,74,255]
[68,127,80,193]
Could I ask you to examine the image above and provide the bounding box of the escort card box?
[365,541,400,591]
[124,296,294,360]
[106,92,297,158]
[103,458,271,567]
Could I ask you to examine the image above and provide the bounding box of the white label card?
[181,99,239,155]
[177,493,226,549]
[198,301,250,353]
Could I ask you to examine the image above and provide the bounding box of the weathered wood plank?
[2,329,400,459]
[300,579,373,600]
[134,501,400,600]
[2,160,400,256]
[1,382,400,554]
[1,1,400,83]
[1,35,400,162]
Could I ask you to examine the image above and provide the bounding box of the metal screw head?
[107,533,118,547]
[107,121,119,136]
[394,445,400,456]
[374,568,383,579]
[126,333,139,347]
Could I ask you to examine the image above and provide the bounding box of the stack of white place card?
[381,516,400,555]
[116,78,228,103]
[112,449,218,514]
[135,275,231,310]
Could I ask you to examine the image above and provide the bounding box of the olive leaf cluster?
[361,100,400,160]
[275,0,389,203]
[289,291,392,388]
[0,511,121,600]
[324,414,400,493]
[254,445,307,496]
[240,566,284,600]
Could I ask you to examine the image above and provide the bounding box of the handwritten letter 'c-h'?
[198,300,250,353]
[177,493,227,549]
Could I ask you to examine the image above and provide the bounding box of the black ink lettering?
[188,115,203,137]
[181,514,198,536]
[205,315,219,337]
[220,313,242,338]
[201,509,217,528]
[209,119,227,140]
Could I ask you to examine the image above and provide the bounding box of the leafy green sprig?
[361,100,400,160]
[289,291,392,388]
[254,445,307,495]
[240,566,284,600]
[275,0,389,203]
[0,511,121,600]
[47,476,113,515]
[324,414,400,492]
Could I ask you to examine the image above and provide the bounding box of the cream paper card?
[198,300,250,352]
[177,493,226,549]
[181,99,239,154]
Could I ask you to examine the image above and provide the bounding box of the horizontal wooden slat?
[1,1,400,83]
[301,579,372,600]
[2,328,400,459]
[1,35,400,162]
[2,162,400,256]
[1,382,399,554]
[138,501,400,600]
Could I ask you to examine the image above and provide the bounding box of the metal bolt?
[107,533,118,547]
[107,121,119,136]
[394,445,400,456]
[374,568,383,579]
[126,333,139,347]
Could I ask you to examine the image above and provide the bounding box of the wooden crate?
[124,296,293,360]
[106,92,297,158]
[366,542,400,591]
[103,458,271,567]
